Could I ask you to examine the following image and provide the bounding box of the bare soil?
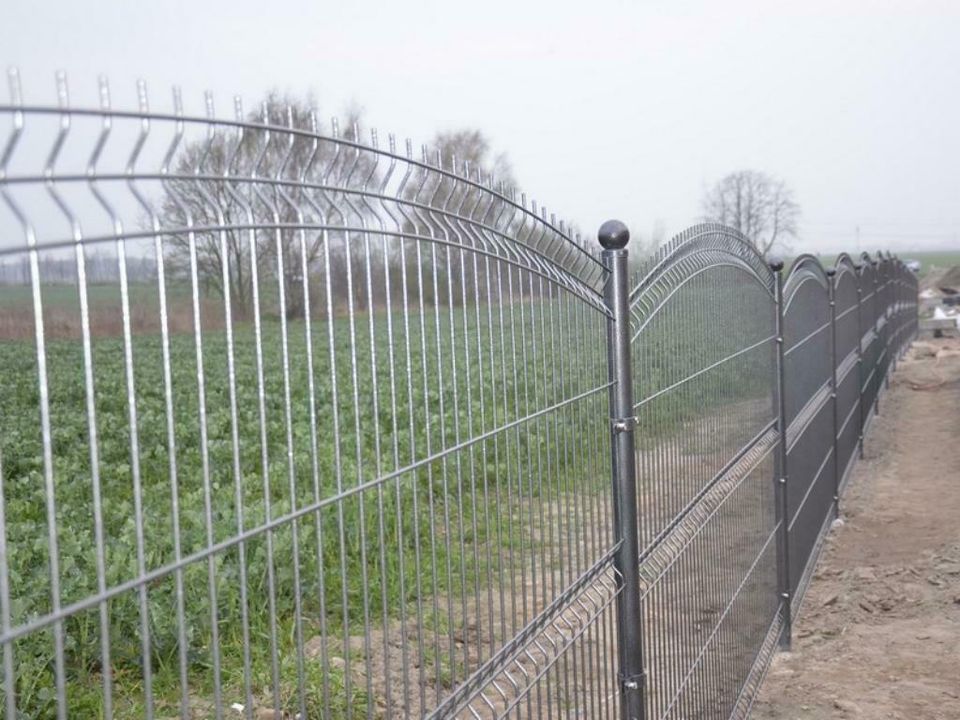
[752,338,960,719]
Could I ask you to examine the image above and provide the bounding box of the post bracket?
[612,415,639,433]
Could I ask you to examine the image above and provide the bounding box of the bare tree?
[160,114,527,317]
[399,129,521,305]
[429,129,516,189]
[159,91,368,319]
[701,170,799,258]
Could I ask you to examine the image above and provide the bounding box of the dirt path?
[752,338,960,719]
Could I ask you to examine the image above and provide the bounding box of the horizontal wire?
[783,319,830,357]
[787,441,835,532]
[633,335,776,411]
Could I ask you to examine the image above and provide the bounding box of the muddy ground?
[752,338,960,719]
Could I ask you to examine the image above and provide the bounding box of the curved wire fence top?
[833,252,858,281]
[0,69,606,311]
[782,255,832,434]
[783,254,829,307]
[627,223,775,326]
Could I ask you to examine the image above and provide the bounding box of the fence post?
[769,259,792,649]
[883,260,894,390]
[855,264,865,460]
[872,260,882,414]
[887,255,900,372]
[600,220,646,720]
[826,267,840,518]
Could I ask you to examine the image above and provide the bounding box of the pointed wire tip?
[55,70,69,105]
[7,67,22,104]
[98,76,111,109]
[136,79,149,111]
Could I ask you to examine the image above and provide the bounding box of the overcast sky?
[3,0,959,254]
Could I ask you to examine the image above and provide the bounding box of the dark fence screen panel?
[782,257,834,601]
[628,226,780,720]
[833,256,861,488]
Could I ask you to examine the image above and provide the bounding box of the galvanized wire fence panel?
[0,70,920,720]
[0,71,620,720]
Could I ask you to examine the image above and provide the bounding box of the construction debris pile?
[919,265,960,337]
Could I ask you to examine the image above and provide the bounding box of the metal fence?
[0,72,917,720]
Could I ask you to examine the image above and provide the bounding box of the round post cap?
[768,257,785,272]
[598,219,630,249]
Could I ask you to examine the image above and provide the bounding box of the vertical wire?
[440,193,469,686]
[342,208,375,718]
[397,148,429,714]
[378,141,410,717]
[34,70,116,719]
[545,276,563,617]
[222,95,255,720]
[270,157,308,720]
[484,255,507,654]
[302,209,333,719]
[244,137,281,716]
[510,260,539,661]
[458,200,483,680]
[319,169,353,718]
[0,84,22,720]
[155,86,191,720]
[427,187,457,699]
[572,293,596,718]
[92,77,156,719]
[0,452,14,720]
[0,84,27,720]
[510,264,531,718]
[411,177,443,704]
[444,172,476,685]
[354,145,394,714]
[185,157,222,720]
[76,138,115,720]
[25,72,68,720]
[493,255,517,640]
[546,277,574,711]
[471,230,496,667]
[565,288,588,715]
[531,269,548,718]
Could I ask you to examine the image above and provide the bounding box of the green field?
[0,268,775,718]
[0,283,616,718]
